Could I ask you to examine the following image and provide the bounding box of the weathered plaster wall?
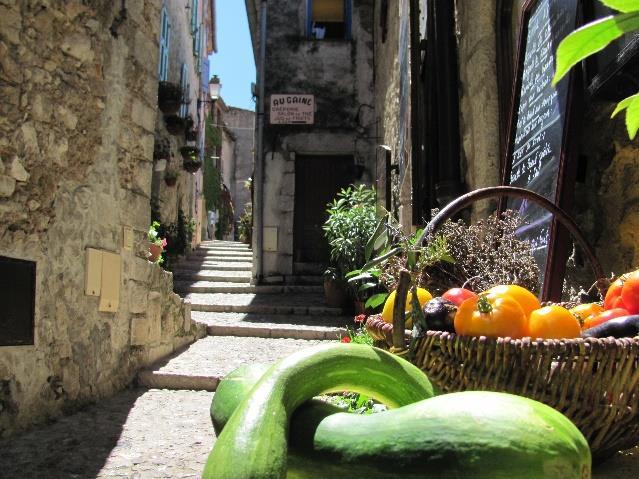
[260,0,375,279]
[373,0,402,215]
[0,1,204,437]
[456,0,501,218]
[225,107,255,227]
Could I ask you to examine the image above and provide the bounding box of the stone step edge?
[173,274,251,283]
[198,321,345,340]
[189,304,344,315]
[137,370,219,392]
[174,283,323,294]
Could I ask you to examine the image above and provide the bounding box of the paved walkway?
[0,388,216,479]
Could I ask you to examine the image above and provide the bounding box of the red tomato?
[621,270,639,314]
[442,288,477,307]
[583,308,630,330]
[604,277,626,310]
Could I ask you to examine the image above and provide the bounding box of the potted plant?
[322,185,379,309]
[164,166,179,186]
[158,82,183,115]
[180,145,202,173]
[164,115,185,136]
[323,267,350,308]
[148,221,167,263]
[185,128,199,142]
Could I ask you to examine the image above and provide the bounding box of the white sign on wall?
[270,94,314,124]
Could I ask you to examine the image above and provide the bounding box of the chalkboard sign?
[503,0,580,300]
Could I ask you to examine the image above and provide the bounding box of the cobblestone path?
[0,388,216,478]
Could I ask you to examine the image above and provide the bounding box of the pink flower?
[354,314,367,324]
[341,336,351,343]
[161,238,168,248]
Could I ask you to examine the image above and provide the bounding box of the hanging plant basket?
[164,115,185,136]
[183,158,202,173]
[179,145,199,160]
[185,129,199,142]
[158,82,183,115]
[164,176,178,186]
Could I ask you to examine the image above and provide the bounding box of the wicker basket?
[366,186,639,460]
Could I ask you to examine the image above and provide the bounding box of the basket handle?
[416,186,604,285]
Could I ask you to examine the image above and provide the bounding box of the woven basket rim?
[365,313,639,348]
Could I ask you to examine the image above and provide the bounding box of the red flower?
[354,314,367,324]
[341,336,351,343]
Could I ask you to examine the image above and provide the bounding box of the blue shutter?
[179,63,188,117]
[158,6,170,81]
[191,0,199,34]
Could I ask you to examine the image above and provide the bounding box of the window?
[179,63,190,118]
[158,6,170,81]
[307,0,351,40]
[191,0,199,34]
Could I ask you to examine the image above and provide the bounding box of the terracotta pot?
[183,160,202,173]
[354,300,366,315]
[148,243,163,262]
[323,277,349,308]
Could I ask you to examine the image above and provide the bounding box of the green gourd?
[205,344,591,479]
[203,343,436,478]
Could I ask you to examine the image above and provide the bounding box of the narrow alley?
[3,0,639,478]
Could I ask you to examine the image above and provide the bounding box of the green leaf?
[407,250,416,270]
[365,292,388,309]
[601,0,639,13]
[365,216,387,261]
[552,12,639,85]
[345,269,362,279]
[625,94,639,138]
[360,247,402,271]
[611,92,639,117]
[358,282,378,293]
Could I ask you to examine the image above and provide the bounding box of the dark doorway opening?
[293,154,355,266]
[0,256,36,346]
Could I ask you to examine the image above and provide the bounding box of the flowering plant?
[340,314,373,345]
[148,221,167,248]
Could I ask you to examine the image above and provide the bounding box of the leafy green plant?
[323,184,378,278]
[553,0,639,138]
[203,156,222,212]
[148,221,166,247]
[238,203,252,244]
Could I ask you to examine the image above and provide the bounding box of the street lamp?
[198,75,221,109]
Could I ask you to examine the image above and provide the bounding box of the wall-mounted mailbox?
[85,248,102,297]
[99,251,121,313]
[264,227,278,252]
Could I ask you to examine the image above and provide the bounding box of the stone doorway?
[293,154,355,267]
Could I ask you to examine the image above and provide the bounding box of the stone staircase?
[138,240,349,391]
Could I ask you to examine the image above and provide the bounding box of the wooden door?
[294,155,354,264]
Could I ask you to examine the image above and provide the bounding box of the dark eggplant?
[581,315,639,339]
[422,297,457,333]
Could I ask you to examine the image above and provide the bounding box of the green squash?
[205,344,591,479]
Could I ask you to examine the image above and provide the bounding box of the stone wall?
[0,0,204,437]
[225,107,255,228]
[259,0,376,280]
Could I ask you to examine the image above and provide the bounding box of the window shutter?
[191,0,199,34]
[179,63,188,117]
[158,6,170,81]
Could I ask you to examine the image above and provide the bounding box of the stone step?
[174,281,323,294]
[287,275,324,285]
[173,270,252,283]
[185,292,343,315]
[184,254,254,263]
[192,311,348,340]
[174,261,253,271]
[189,249,253,261]
[199,242,249,249]
[137,336,326,391]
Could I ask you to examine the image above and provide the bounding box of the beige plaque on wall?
[85,248,103,297]
[99,252,121,313]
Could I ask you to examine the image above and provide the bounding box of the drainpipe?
[253,0,267,284]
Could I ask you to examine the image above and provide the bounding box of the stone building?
[0,0,214,436]
[223,106,256,235]
[246,0,376,282]
[371,1,639,293]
